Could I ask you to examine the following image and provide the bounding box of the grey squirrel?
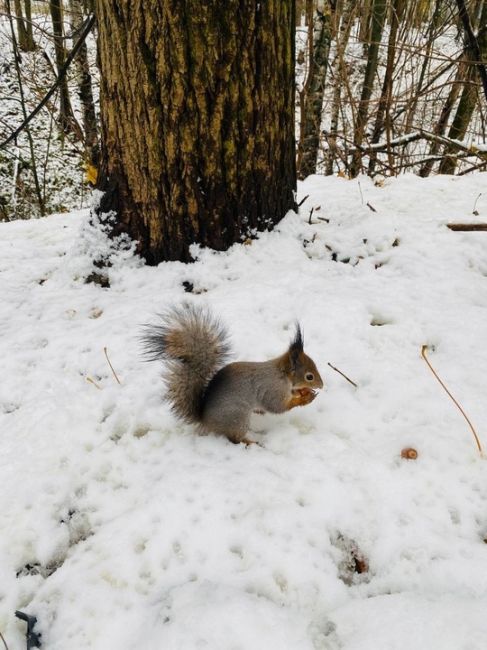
[142,305,324,444]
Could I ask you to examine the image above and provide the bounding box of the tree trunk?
[69,0,99,167]
[438,66,478,173]
[456,0,487,103]
[325,0,355,175]
[296,0,305,25]
[419,61,466,177]
[403,0,443,135]
[358,0,372,45]
[13,0,35,51]
[23,0,36,50]
[49,0,78,135]
[408,0,431,29]
[439,1,487,174]
[297,0,333,179]
[350,0,387,177]
[95,0,296,264]
[368,0,406,175]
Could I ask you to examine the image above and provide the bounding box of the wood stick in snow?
[421,345,483,456]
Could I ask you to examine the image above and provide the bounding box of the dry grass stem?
[421,345,483,456]
[86,376,102,390]
[104,347,121,385]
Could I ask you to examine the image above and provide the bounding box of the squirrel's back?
[141,305,231,424]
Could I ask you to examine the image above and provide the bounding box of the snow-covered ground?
[1,173,487,649]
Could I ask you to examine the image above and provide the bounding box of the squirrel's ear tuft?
[289,322,304,366]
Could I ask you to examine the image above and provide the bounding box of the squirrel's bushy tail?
[141,305,231,424]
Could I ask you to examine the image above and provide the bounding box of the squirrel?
[142,305,324,444]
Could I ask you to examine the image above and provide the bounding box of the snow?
[1,173,487,649]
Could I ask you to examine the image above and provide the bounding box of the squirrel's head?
[285,324,324,391]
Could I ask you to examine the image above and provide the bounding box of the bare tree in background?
[349,0,387,177]
[324,0,355,176]
[439,0,487,173]
[49,0,80,136]
[297,0,487,178]
[13,0,36,52]
[69,0,99,167]
[297,0,333,179]
[0,0,97,220]
[4,0,45,216]
[368,0,406,174]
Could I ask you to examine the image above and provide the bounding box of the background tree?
[297,0,333,179]
[49,0,79,135]
[324,0,355,176]
[13,0,36,52]
[69,0,99,168]
[368,0,406,174]
[0,0,96,220]
[349,0,387,177]
[5,0,44,216]
[296,0,487,178]
[439,0,487,173]
[95,0,296,264]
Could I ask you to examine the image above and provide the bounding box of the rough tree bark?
[95,0,296,264]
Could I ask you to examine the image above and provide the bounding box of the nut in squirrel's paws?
[293,387,316,397]
[291,387,318,406]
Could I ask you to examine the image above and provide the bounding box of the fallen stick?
[421,345,483,456]
[104,347,121,385]
[327,362,358,388]
[447,223,487,231]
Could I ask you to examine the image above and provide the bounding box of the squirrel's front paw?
[298,388,317,405]
[288,388,317,409]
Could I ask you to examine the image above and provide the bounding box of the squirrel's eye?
[305,372,314,382]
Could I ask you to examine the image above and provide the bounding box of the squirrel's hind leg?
[226,432,243,444]
[226,431,255,445]
[202,406,252,445]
